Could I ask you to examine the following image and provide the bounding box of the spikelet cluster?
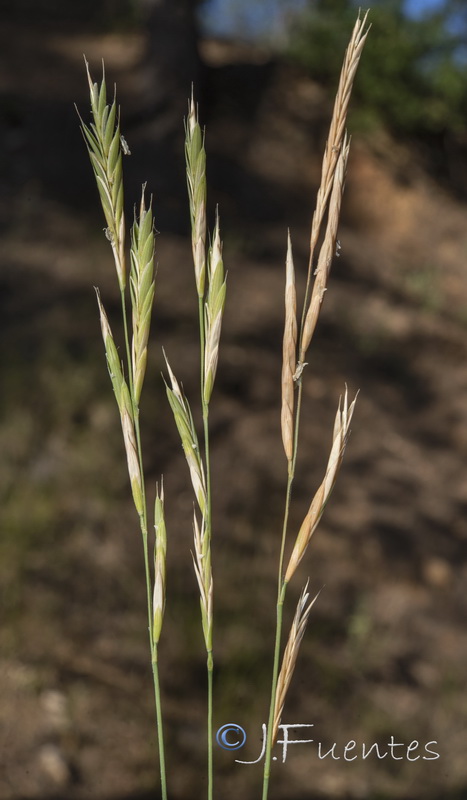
[80,60,126,290]
[279,16,368,458]
[81,61,169,757]
[302,12,370,340]
[185,100,226,406]
[272,13,368,747]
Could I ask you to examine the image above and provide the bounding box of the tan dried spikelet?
[281,231,297,463]
[299,12,369,362]
[305,12,369,281]
[273,583,320,742]
[301,137,349,357]
[285,388,357,582]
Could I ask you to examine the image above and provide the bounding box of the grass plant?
[79,11,368,799]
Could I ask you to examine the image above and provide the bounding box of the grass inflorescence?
[79,12,369,799]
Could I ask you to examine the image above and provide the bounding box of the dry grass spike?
[306,11,369,273]
[299,11,369,362]
[272,583,321,742]
[301,136,350,356]
[281,231,297,463]
[285,387,357,582]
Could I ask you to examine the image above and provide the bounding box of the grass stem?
[262,581,287,800]
[262,375,304,799]
[126,264,167,799]
[142,522,167,800]
[199,294,214,800]
[207,650,214,800]
[152,647,168,800]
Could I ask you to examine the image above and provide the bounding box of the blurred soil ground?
[1,11,467,800]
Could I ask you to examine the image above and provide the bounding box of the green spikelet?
[130,186,156,405]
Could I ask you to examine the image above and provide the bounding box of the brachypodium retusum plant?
[78,11,368,800]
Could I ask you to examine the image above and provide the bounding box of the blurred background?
[1,0,467,798]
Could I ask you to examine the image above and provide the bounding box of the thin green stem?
[152,647,168,800]
[141,524,154,652]
[198,295,214,800]
[120,288,151,650]
[120,288,151,652]
[142,521,167,800]
[121,286,167,799]
[262,377,304,800]
[277,473,293,595]
[262,581,287,800]
[137,443,168,800]
[207,650,214,800]
[292,381,304,475]
[204,421,213,800]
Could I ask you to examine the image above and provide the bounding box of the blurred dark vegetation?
[1,1,467,799]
